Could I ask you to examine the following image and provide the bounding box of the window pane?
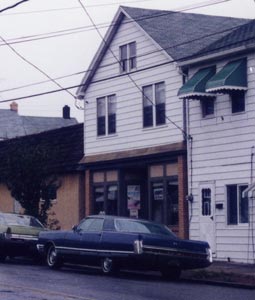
[129,42,136,69]
[97,98,106,136]
[78,218,94,231]
[143,85,153,127]
[120,45,128,72]
[227,185,238,225]
[231,91,245,113]
[107,185,118,215]
[167,181,178,225]
[152,182,164,223]
[155,82,165,104]
[155,83,165,125]
[94,186,104,214]
[202,188,211,216]
[120,45,127,59]
[87,218,104,232]
[239,185,248,223]
[108,95,116,134]
[202,98,215,117]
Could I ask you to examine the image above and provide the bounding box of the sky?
[0,0,254,122]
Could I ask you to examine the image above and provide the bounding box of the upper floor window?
[201,98,215,118]
[143,82,166,128]
[231,90,245,113]
[119,42,136,73]
[97,95,116,136]
[227,184,248,225]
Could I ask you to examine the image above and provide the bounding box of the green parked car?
[0,212,46,262]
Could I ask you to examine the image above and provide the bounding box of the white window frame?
[119,42,136,73]
[226,183,249,225]
[97,94,116,137]
[142,82,166,128]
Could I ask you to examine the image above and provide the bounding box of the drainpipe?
[178,67,194,222]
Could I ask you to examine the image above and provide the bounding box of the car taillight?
[134,239,143,254]
[4,227,12,239]
[206,247,213,263]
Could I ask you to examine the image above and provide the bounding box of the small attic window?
[119,42,136,73]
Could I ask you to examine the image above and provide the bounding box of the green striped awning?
[206,58,247,93]
[178,66,216,99]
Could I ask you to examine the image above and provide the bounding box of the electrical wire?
[0,23,253,96]
[0,0,29,13]
[0,30,254,104]
[0,34,77,104]
[0,0,155,16]
[0,0,234,47]
[0,1,251,108]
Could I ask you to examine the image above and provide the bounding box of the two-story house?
[76,6,251,241]
[178,20,255,263]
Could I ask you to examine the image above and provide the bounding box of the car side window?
[78,218,104,232]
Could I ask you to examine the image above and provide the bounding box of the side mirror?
[72,225,78,231]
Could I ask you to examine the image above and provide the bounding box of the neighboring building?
[0,123,84,230]
[0,102,77,140]
[178,20,255,262]
[76,6,250,239]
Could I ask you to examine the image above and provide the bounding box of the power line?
[0,0,29,13]
[0,1,247,94]
[0,0,250,112]
[0,35,76,100]
[0,20,253,98]
[0,0,234,47]
[0,0,155,16]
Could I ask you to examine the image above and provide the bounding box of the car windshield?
[114,219,176,237]
[0,214,44,228]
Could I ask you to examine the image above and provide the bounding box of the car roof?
[87,214,161,225]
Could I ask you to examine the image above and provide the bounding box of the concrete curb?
[181,276,255,289]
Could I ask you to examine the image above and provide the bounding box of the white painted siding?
[84,16,184,156]
[188,53,255,263]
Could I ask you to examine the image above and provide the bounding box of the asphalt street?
[0,259,254,300]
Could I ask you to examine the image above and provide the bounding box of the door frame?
[199,182,216,255]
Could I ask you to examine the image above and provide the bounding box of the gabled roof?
[0,109,78,140]
[122,6,249,62]
[77,6,251,97]
[0,123,84,173]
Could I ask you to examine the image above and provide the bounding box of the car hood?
[0,224,45,236]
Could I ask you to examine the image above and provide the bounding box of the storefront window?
[167,181,179,225]
[151,182,164,223]
[107,185,118,215]
[94,186,104,214]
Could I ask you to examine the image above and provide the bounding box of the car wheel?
[161,267,181,280]
[0,254,6,263]
[47,245,62,269]
[101,257,117,275]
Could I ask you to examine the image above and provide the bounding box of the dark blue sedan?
[37,215,212,279]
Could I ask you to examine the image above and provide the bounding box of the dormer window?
[119,42,136,73]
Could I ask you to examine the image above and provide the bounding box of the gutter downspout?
[179,67,194,224]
